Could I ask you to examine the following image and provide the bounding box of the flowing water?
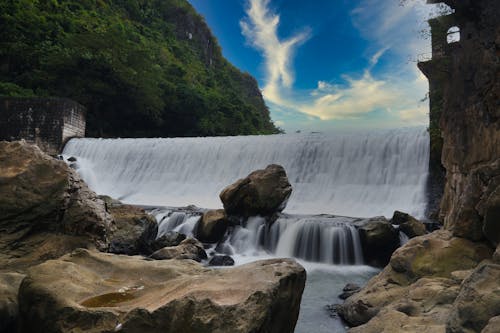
[63,127,429,332]
[63,127,429,218]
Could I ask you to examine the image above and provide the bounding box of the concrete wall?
[0,97,86,155]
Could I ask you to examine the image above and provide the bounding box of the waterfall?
[152,209,364,265]
[63,127,429,218]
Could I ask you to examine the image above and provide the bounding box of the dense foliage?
[0,0,280,137]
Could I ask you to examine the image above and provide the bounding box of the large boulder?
[220,164,292,217]
[357,217,400,267]
[18,249,306,333]
[447,262,500,333]
[338,231,493,327]
[195,209,228,243]
[150,238,207,262]
[0,272,25,333]
[389,230,492,281]
[0,141,112,271]
[108,205,158,255]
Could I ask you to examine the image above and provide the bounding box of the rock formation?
[195,209,229,243]
[0,141,112,271]
[220,164,292,218]
[108,204,158,255]
[356,217,400,267]
[18,249,306,333]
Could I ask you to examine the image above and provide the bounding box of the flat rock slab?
[18,249,306,333]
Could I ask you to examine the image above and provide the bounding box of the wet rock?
[151,231,186,252]
[0,272,25,333]
[208,255,235,266]
[357,217,399,267]
[195,209,228,243]
[18,249,306,333]
[108,205,158,255]
[391,211,412,225]
[391,211,427,238]
[220,164,292,217]
[150,238,207,262]
[67,156,77,162]
[447,262,500,333]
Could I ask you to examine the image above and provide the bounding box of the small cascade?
[152,208,364,265]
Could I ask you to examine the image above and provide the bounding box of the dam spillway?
[63,127,429,218]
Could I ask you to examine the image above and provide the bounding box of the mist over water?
[64,127,429,218]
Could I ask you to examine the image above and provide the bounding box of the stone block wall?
[0,97,86,155]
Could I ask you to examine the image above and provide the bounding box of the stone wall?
[0,97,85,155]
[420,0,500,243]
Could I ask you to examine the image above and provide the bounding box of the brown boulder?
[219,164,292,217]
[108,205,158,255]
[389,230,492,281]
[338,231,493,327]
[18,249,306,333]
[391,211,427,238]
[0,141,112,271]
[195,209,228,243]
[357,217,400,267]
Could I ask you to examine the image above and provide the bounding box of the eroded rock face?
[357,217,400,267]
[18,249,306,333]
[447,262,500,333]
[437,0,500,242]
[220,164,292,217]
[389,230,492,281]
[195,209,228,243]
[108,205,158,255]
[338,231,493,327]
[0,141,112,271]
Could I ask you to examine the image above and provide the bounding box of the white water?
[63,127,429,218]
[152,209,366,265]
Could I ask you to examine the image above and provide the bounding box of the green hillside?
[0,0,280,137]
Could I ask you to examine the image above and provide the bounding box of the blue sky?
[189,0,444,132]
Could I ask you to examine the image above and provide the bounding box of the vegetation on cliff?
[0,0,280,137]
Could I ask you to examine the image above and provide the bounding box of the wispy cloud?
[241,0,434,130]
[240,0,310,105]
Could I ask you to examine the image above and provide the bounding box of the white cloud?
[240,0,435,130]
[240,0,310,105]
[302,71,399,120]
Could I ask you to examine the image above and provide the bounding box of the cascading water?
[63,127,429,218]
[152,209,364,265]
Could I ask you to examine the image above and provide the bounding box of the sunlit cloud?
[240,0,310,105]
[241,0,435,130]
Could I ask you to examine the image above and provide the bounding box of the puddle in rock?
[81,286,145,308]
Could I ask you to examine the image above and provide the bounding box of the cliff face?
[437,0,500,243]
